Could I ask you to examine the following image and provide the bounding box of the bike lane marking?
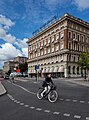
[7,93,89,120]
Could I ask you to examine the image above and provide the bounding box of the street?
[1,78,89,120]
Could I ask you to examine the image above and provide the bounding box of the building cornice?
[27,13,89,44]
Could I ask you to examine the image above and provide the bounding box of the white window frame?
[60,43,64,50]
[60,32,64,39]
[52,36,54,42]
[56,44,59,51]
[48,47,50,53]
[52,46,54,52]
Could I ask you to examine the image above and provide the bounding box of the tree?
[18,62,28,75]
[78,51,89,79]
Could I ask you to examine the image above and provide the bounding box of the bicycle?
[37,85,58,103]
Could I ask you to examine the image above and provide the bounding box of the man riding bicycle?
[41,74,54,97]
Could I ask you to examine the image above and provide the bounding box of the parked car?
[4,74,9,79]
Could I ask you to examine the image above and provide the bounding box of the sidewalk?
[64,78,89,87]
[0,81,7,96]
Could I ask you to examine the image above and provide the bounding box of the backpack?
[42,81,47,87]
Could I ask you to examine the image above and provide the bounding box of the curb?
[0,82,7,96]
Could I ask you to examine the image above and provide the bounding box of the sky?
[0,0,89,69]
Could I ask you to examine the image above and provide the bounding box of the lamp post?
[36,42,39,82]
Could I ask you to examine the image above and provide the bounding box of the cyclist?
[41,74,54,97]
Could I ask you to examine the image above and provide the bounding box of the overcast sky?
[0,0,89,69]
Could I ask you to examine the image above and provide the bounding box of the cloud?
[22,48,28,57]
[15,38,28,48]
[0,15,16,43]
[74,0,89,10]
[0,43,22,61]
[0,28,16,43]
[0,14,15,29]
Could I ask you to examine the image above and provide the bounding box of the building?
[27,13,89,78]
[3,61,16,74]
[3,56,27,74]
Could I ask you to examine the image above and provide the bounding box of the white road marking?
[30,106,35,109]
[44,110,50,113]
[20,103,24,105]
[80,101,85,103]
[86,117,89,120]
[7,94,89,119]
[65,99,71,102]
[74,115,81,119]
[24,105,29,107]
[12,83,36,95]
[60,98,64,101]
[63,113,70,117]
[16,101,20,104]
[72,100,77,102]
[53,112,60,115]
[36,108,42,111]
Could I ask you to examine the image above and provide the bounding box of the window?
[48,47,50,53]
[52,46,54,52]
[48,38,50,44]
[56,34,59,40]
[60,55,63,62]
[69,43,71,50]
[73,33,76,39]
[77,34,80,41]
[56,44,59,51]
[60,32,64,39]
[81,35,84,42]
[77,67,79,74]
[73,66,75,74]
[41,41,43,46]
[60,42,64,50]
[68,32,71,39]
[44,40,46,45]
[52,36,54,42]
[68,66,71,74]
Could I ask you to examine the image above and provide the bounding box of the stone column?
[64,64,68,78]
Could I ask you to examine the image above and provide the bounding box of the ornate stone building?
[27,13,89,78]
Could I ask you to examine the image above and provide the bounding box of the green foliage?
[19,62,28,74]
[78,51,89,70]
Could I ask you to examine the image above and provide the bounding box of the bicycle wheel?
[48,90,58,103]
[37,89,43,100]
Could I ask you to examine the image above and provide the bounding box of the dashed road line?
[24,105,29,107]
[53,112,60,115]
[74,115,81,119]
[86,117,89,120]
[63,113,70,117]
[7,94,89,120]
[36,108,42,111]
[30,106,35,109]
[44,110,51,113]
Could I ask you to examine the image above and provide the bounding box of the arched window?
[73,66,75,74]
[68,66,71,74]
[77,67,79,74]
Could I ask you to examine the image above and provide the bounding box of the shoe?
[41,93,43,97]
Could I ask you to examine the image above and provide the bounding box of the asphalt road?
[1,78,89,120]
